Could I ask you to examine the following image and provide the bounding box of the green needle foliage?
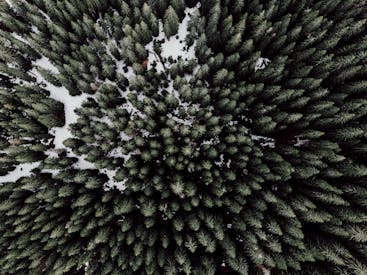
[0,0,367,274]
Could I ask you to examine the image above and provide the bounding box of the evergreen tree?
[163,5,179,38]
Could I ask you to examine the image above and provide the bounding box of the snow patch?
[0,162,40,184]
[41,168,59,177]
[4,0,13,8]
[104,176,127,192]
[120,131,132,141]
[294,137,309,147]
[72,156,95,170]
[146,6,199,73]
[226,159,232,168]
[161,9,197,61]
[145,36,164,72]
[201,137,220,146]
[31,25,40,34]
[251,134,275,148]
[103,38,135,80]
[33,56,59,74]
[215,154,225,167]
[255,57,271,72]
[10,32,30,45]
[108,147,124,158]
[31,56,90,149]
[31,56,96,170]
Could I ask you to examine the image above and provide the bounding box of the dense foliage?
[0,0,367,274]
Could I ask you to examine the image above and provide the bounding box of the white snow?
[294,137,309,147]
[31,56,96,171]
[215,154,225,167]
[120,131,132,141]
[104,176,127,192]
[0,161,40,184]
[145,6,199,73]
[10,32,30,45]
[31,56,89,152]
[31,25,40,34]
[40,168,59,176]
[72,157,96,170]
[116,60,135,79]
[33,56,58,74]
[1,53,97,183]
[201,137,220,146]
[145,36,164,72]
[4,0,13,8]
[160,10,197,62]
[251,134,275,148]
[108,147,135,162]
[108,147,123,158]
[104,39,135,80]
[255,57,271,72]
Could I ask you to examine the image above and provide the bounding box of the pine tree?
[170,0,185,20]
[163,6,179,38]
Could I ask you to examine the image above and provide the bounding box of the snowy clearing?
[146,6,199,73]
[31,57,96,171]
[31,57,91,150]
[0,162,40,184]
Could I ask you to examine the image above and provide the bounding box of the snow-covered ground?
[1,52,96,184]
[251,134,276,148]
[255,57,271,72]
[31,57,89,149]
[29,56,132,189]
[0,162,40,184]
[31,57,96,170]
[145,5,199,73]
[102,169,126,192]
